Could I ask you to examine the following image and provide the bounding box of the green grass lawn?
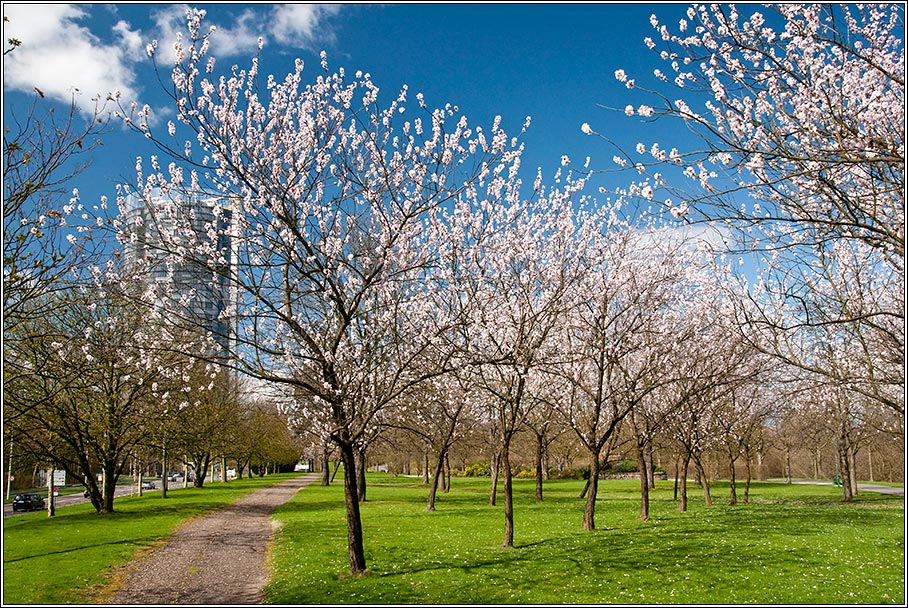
[3,473,903,605]
[2,474,300,604]
[267,475,905,605]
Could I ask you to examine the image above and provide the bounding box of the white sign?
[53,469,66,486]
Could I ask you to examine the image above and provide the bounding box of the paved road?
[776,478,905,496]
[103,473,320,605]
[4,483,161,518]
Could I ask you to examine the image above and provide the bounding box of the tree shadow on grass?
[4,537,163,564]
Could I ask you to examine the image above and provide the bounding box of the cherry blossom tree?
[711,353,775,505]
[116,8,530,574]
[390,374,478,511]
[521,379,568,503]
[602,3,903,262]
[3,87,112,454]
[740,237,903,415]
[590,3,904,418]
[166,362,241,488]
[550,213,703,528]
[659,267,749,512]
[430,160,592,546]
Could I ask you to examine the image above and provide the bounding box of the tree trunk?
[355,447,367,503]
[338,441,367,575]
[331,459,341,483]
[46,468,55,517]
[672,454,679,501]
[696,459,712,507]
[161,446,168,499]
[645,440,656,490]
[743,452,752,503]
[322,448,331,486]
[678,453,690,513]
[728,452,738,506]
[837,443,854,502]
[426,449,445,511]
[221,456,228,483]
[489,450,500,507]
[422,451,430,484]
[784,444,792,484]
[443,453,451,493]
[578,476,590,499]
[501,440,515,548]
[847,447,858,497]
[535,431,544,503]
[102,463,118,513]
[193,454,209,488]
[636,442,649,521]
[582,448,601,531]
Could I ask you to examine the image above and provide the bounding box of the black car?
[12,492,45,512]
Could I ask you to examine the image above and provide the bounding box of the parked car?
[12,492,45,512]
[141,481,156,490]
[168,473,183,482]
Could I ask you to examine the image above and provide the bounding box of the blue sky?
[3,2,698,216]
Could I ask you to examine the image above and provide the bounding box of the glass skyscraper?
[122,190,235,358]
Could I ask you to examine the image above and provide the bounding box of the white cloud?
[3,4,141,116]
[269,4,342,48]
[147,4,341,64]
[112,19,145,61]
[147,4,190,66]
[208,9,265,58]
[2,3,345,119]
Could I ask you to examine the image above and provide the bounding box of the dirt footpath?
[104,473,320,605]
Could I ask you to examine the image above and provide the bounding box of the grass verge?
[2,473,299,604]
[267,475,904,605]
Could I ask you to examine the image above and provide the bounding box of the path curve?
[772,478,905,496]
[106,473,320,605]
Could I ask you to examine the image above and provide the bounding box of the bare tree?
[3,87,108,338]
[4,271,188,513]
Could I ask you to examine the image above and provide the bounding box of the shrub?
[462,462,491,477]
[556,466,589,480]
[610,459,638,473]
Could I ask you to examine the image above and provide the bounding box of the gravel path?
[106,473,320,605]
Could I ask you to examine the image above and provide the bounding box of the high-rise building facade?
[122,190,235,357]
